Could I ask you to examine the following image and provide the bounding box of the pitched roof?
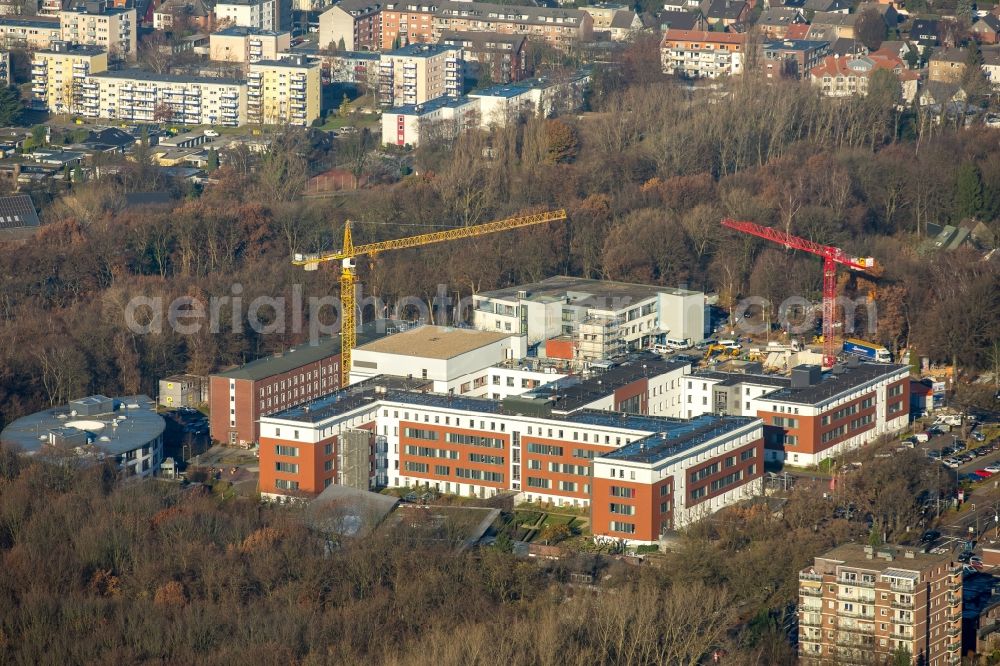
[757,7,801,26]
[785,23,809,39]
[0,194,39,230]
[803,0,850,11]
[662,27,746,43]
[701,0,746,19]
[811,11,854,26]
[809,52,908,79]
[609,9,636,28]
[930,46,966,64]
[660,10,703,30]
[829,37,866,55]
[974,14,1000,32]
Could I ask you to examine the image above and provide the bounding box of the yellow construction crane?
[293,209,568,387]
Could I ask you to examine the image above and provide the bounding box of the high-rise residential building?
[246,54,321,126]
[81,70,246,126]
[799,544,962,666]
[318,0,381,51]
[59,0,136,62]
[209,25,291,63]
[378,42,461,107]
[660,29,747,78]
[379,0,437,49]
[439,30,527,83]
[30,41,108,114]
[214,0,277,31]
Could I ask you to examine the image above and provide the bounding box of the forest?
[0,41,999,430]
[0,435,943,664]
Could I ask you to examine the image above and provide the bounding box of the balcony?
[799,616,822,627]
[946,626,960,638]
[889,632,913,641]
[837,577,875,588]
[890,600,914,609]
[839,609,875,620]
[800,587,823,597]
[888,583,915,594]
[946,642,960,653]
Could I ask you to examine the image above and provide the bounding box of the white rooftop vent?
[126,403,140,409]
[99,436,111,442]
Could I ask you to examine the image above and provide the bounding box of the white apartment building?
[469,70,590,127]
[380,94,479,147]
[378,42,461,107]
[472,276,706,359]
[215,0,276,31]
[60,1,136,62]
[30,41,107,114]
[209,25,290,63]
[247,55,321,126]
[81,71,246,126]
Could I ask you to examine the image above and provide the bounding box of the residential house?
[581,2,627,28]
[828,37,866,56]
[663,0,700,11]
[928,46,966,83]
[802,0,850,13]
[439,30,527,83]
[972,14,1000,45]
[918,80,964,107]
[153,0,212,31]
[660,28,746,78]
[756,7,806,39]
[809,51,919,102]
[762,39,829,79]
[608,10,642,40]
[659,10,706,31]
[785,22,809,39]
[318,0,381,51]
[982,46,1000,88]
[855,2,898,31]
[699,0,748,28]
[807,12,855,40]
[909,18,939,52]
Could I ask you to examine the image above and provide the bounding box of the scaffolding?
[575,315,624,362]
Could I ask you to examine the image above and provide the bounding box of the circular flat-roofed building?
[1,394,165,478]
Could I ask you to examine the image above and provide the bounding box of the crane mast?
[720,218,878,368]
[294,209,568,387]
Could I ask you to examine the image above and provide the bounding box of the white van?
[718,339,741,350]
[666,337,692,351]
[652,343,671,354]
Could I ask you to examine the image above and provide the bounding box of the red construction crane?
[720,219,878,369]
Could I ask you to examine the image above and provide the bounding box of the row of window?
[772,416,798,428]
[445,432,503,448]
[690,462,719,483]
[455,468,503,482]
[610,502,634,516]
[526,443,563,456]
[468,453,504,465]
[404,445,458,459]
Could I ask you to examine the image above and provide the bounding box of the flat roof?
[598,414,757,464]
[214,319,403,381]
[762,362,908,406]
[213,25,288,37]
[693,370,791,388]
[763,39,830,50]
[0,17,60,27]
[523,357,690,411]
[252,56,320,68]
[90,70,243,85]
[387,95,476,116]
[1,394,164,456]
[386,43,459,58]
[37,43,106,55]
[813,543,955,571]
[356,325,510,360]
[271,376,433,423]
[477,275,701,305]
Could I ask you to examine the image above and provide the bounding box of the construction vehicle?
[705,344,741,360]
[721,219,879,368]
[293,210,568,386]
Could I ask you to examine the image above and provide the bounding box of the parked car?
[204,129,220,137]
[986,465,1000,474]
[927,450,942,459]
[922,530,941,543]
[973,432,987,442]
[975,469,994,478]
[944,459,961,468]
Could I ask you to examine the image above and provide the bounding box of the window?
[434,465,450,475]
[275,445,298,457]
[741,447,755,461]
[610,521,635,534]
[526,443,563,456]
[560,481,577,492]
[610,485,635,498]
[526,476,550,489]
[404,461,428,473]
[468,453,504,465]
[274,479,299,490]
[446,433,503,448]
[324,460,333,472]
[609,503,635,515]
[404,427,438,440]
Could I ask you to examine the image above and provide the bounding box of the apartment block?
[762,39,830,79]
[30,41,108,114]
[318,0,381,51]
[472,276,705,359]
[247,55,321,126]
[799,544,962,666]
[439,30,527,83]
[209,338,344,447]
[377,42,461,107]
[81,71,246,126]
[209,25,290,63]
[380,0,437,49]
[660,28,746,78]
[749,362,910,467]
[468,69,590,126]
[215,0,277,30]
[380,93,478,146]
[0,16,61,49]
[327,49,380,84]
[432,0,593,49]
[60,1,136,62]
[258,374,763,544]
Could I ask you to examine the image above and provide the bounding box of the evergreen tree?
[956,162,984,219]
[338,93,350,117]
[0,86,22,126]
[206,148,219,171]
[903,47,919,70]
